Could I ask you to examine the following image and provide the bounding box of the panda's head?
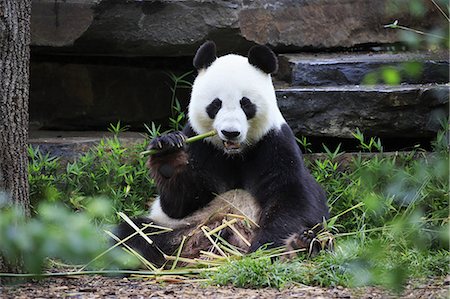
[188,41,285,154]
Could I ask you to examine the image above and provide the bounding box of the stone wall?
[29,0,449,140]
[31,0,445,56]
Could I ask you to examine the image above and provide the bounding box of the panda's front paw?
[147,132,189,180]
[148,131,187,155]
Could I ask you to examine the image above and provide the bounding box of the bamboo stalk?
[208,228,245,256]
[384,22,446,39]
[199,251,228,260]
[218,243,243,256]
[206,218,238,236]
[225,213,247,220]
[201,226,228,259]
[430,0,450,22]
[215,191,259,227]
[118,212,154,245]
[164,255,221,266]
[81,224,171,272]
[107,230,158,271]
[171,236,187,270]
[141,130,217,156]
[0,268,213,278]
[225,220,251,247]
[77,229,141,272]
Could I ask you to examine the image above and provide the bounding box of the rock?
[239,0,445,50]
[29,56,194,130]
[31,0,446,56]
[31,0,252,56]
[276,84,449,138]
[31,0,96,47]
[277,52,449,86]
[28,131,144,162]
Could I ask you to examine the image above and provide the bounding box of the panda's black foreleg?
[246,174,328,256]
[243,124,329,256]
[146,131,217,219]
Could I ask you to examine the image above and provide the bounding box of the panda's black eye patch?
[206,98,222,119]
[240,97,257,119]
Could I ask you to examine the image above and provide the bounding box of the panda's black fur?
[116,42,329,266]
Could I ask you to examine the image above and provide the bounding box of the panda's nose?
[221,130,240,139]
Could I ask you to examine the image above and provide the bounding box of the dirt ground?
[0,275,449,299]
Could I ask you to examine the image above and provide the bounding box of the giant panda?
[117,41,329,267]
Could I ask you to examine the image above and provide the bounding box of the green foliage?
[29,125,155,222]
[207,239,448,291]
[25,119,449,290]
[385,0,449,50]
[28,146,62,207]
[167,71,192,131]
[0,196,134,273]
[206,248,352,289]
[108,121,130,135]
[206,250,298,289]
[295,136,313,153]
[209,126,449,291]
[351,128,382,152]
[363,0,449,86]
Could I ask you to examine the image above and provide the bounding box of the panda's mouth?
[222,140,241,154]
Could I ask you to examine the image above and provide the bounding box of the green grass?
[23,125,449,291]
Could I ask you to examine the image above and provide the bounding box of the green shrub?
[29,128,155,223]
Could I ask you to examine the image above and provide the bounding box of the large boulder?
[31,0,446,56]
[31,0,251,56]
[276,52,449,86]
[238,0,445,50]
[277,84,449,138]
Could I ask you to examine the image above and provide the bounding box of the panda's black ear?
[193,41,217,70]
[248,45,278,74]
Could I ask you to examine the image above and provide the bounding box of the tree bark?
[0,0,32,273]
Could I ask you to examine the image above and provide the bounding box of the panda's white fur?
[188,54,285,153]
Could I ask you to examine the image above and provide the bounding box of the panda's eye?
[240,97,256,120]
[206,98,222,119]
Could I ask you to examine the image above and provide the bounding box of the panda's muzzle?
[223,140,241,150]
[220,130,241,153]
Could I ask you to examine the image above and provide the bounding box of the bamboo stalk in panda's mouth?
[140,130,217,157]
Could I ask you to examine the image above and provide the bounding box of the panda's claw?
[282,229,323,260]
[149,131,187,154]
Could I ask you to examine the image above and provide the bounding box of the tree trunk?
[0,0,32,273]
